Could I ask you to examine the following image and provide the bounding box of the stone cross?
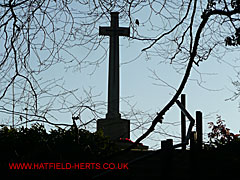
[99,12,130,119]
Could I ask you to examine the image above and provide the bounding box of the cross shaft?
[99,12,130,119]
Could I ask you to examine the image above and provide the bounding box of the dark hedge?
[0,123,119,162]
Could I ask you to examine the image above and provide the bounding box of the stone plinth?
[97,118,130,140]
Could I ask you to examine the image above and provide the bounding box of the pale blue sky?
[34,8,240,149]
[42,29,240,149]
[1,1,240,149]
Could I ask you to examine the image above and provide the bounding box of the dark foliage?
[0,124,119,162]
[224,0,240,46]
[205,115,240,151]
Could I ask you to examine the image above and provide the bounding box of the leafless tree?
[0,0,110,129]
[129,0,240,147]
[1,0,240,149]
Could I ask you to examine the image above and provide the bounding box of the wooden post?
[161,139,173,176]
[190,131,197,151]
[161,139,173,151]
[181,94,186,150]
[196,111,203,151]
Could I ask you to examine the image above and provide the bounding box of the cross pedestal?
[97,12,130,140]
[97,118,130,140]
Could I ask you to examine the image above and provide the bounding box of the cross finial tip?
[111,12,119,15]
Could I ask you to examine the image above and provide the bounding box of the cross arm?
[117,27,130,37]
[99,27,109,36]
[99,27,130,37]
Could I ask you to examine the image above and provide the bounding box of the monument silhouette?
[97,12,130,140]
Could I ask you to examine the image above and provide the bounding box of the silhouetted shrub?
[205,115,240,151]
[0,124,118,161]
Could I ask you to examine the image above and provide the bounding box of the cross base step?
[97,118,130,140]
